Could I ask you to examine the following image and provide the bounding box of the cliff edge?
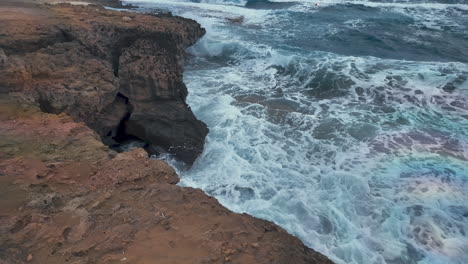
[0,2,334,264]
[0,2,208,165]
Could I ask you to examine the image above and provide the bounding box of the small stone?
[223,248,235,255]
[224,256,231,262]
[112,203,121,211]
[27,254,33,262]
[108,151,117,159]
[122,16,132,21]
[251,242,259,248]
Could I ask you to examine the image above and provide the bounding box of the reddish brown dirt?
[0,2,335,264]
[0,2,208,165]
[0,95,334,264]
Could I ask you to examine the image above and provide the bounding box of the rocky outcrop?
[0,3,208,165]
[0,3,335,264]
[0,94,334,264]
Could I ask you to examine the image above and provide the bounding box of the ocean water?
[125,0,468,263]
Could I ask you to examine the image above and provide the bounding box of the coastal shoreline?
[0,1,334,263]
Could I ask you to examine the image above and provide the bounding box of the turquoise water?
[127,0,468,263]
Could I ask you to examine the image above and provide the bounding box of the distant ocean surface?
[125,0,468,263]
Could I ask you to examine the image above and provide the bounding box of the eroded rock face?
[0,3,335,263]
[0,3,208,165]
[0,94,334,264]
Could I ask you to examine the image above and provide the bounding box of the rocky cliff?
[0,2,334,264]
[0,2,208,165]
[0,94,334,264]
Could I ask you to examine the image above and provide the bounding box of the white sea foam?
[124,0,270,23]
[123,0,468,263]
[181,34,468,263]
[273,0,468,10]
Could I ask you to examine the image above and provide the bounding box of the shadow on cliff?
[0,3,208,166]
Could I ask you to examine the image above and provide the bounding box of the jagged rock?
[0,3,334,264]
[0,3,208,165]
[126,101,208,164]
[0,94,334,264]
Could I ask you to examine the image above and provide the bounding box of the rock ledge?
[0,3,208,165]
[0,3,334,264]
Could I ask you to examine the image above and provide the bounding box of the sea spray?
[126,0,468,263]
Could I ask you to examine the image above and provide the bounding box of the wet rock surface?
[0,2,208,165]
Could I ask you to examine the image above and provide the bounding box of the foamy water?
[126,0,468,263]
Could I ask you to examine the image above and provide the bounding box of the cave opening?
[107,93,162,157]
